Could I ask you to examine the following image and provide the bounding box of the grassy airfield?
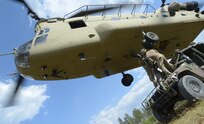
[169,100,204,124]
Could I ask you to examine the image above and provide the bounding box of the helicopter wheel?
[144,32,159,43]
[142,39,155,49]
[142,32,160,49]
[121,74,134,87]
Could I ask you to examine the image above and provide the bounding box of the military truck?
[142,43,204,123]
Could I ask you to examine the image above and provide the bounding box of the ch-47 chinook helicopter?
[2,0,204,106]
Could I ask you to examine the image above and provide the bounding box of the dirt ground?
[169,100,204,124]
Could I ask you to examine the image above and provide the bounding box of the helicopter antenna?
[0,52,15,57]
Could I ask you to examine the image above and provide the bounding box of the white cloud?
[0,81,49,124]
[90,68,154,124]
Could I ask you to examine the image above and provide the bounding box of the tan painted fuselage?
[17,6,204,80]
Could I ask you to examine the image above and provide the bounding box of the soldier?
[140,48,174,77]
[139,48,174,87]
[138,55,158,87]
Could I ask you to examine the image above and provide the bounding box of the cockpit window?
[38,30,44,35]
[15,41,32,68]
[38,28,50,35]
[44,28,50,33]
[35,34,48,46]
[35,28,50,46]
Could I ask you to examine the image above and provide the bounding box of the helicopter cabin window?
[35,34,48,46]
[69,20,87,29]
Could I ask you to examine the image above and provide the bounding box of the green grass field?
[169,100,204,124]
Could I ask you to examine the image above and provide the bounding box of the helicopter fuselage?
[15,5,204,81]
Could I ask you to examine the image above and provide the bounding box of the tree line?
[118,108,156,124]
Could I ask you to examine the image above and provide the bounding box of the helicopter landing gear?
[142,31,159,49]
[121,72,134,87]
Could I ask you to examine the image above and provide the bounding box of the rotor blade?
[161,0,166,7]
[3,74,25,107]
[69,6,122,18]
[14,74,25,95]
[12,0,40,20]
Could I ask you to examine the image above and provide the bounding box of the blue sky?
[0,0,204,124]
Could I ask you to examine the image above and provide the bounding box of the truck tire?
[152,107,174,123]
[178,75,204,100]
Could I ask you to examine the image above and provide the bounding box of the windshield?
[15,41,32,68]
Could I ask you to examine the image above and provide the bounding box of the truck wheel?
[178,75,204,100]
[152,107,174,123]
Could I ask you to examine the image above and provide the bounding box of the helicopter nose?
[15,41,32,68]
